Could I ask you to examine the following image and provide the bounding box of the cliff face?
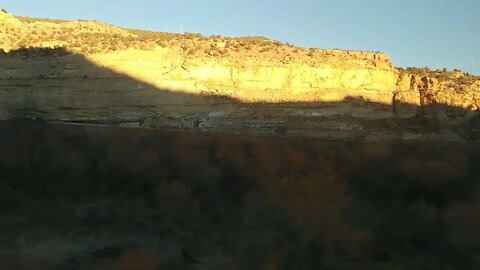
[85,48,397,104]
[395,71,480,119]
[1,10,479,140]
[0,48,397,122]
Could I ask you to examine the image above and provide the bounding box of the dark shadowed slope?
[0,120,479,269]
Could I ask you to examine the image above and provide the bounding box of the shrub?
[273,40,283,46]
[259,47,270,53]
[307,48,315,57]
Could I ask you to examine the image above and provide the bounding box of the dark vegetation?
[19,28,286,56]
[0,119,479,269]
[0,46,70,58]
[17,16,70,24]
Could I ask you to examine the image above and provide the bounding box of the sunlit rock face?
[1,10,480,140]
[0,48,399,121]
[394,70,480,119]
[85,47,398,104]
[1,10,399,109]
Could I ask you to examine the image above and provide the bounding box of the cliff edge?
[1,9,479,141]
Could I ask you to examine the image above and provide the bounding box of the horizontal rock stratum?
[0,9,479,141]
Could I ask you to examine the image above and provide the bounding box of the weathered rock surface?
[395,71,480,119]
[1,10,479,141]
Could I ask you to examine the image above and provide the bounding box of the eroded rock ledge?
[1,10,479,141]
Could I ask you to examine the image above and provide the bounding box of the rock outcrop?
[85,47,398,104]
[394,70,480,119]
[1,10,479,140]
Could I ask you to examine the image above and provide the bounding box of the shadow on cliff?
[1,47,237,125]
[1,47,479,141]
[1,47,480,270]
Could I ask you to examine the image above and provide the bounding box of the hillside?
[2,9,480,269]
[1,9,479,141]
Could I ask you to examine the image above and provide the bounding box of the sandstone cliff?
[395,69,480,119]
[1,10,479,140]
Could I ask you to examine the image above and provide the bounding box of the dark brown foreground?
[0,119,479,270]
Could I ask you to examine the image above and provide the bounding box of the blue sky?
[2,0,479,74]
